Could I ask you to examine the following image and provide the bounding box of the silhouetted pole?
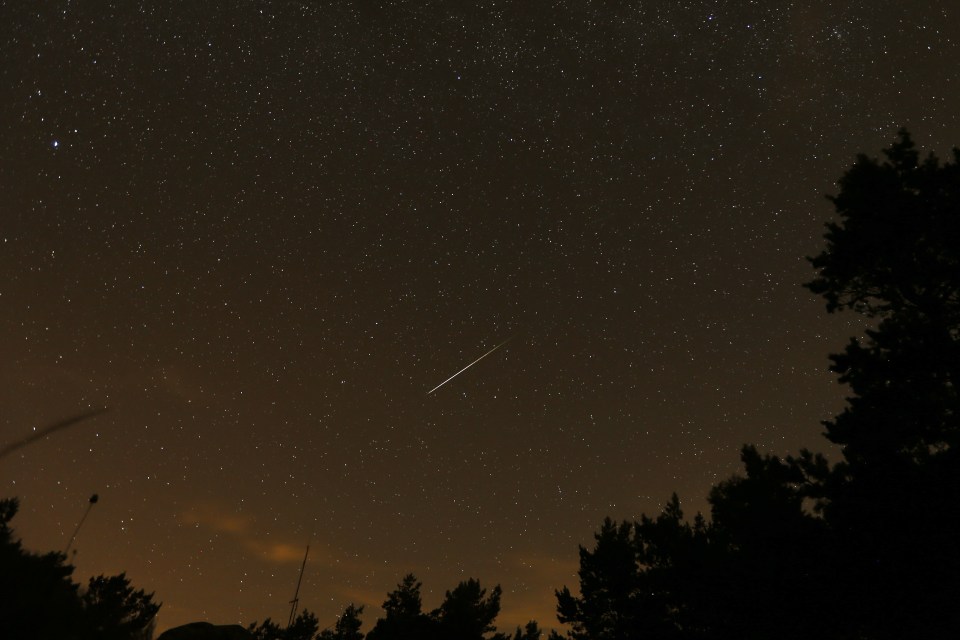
[287,544,310,628]
[64,494,99,557]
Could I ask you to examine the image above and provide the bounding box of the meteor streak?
[427,335,514,394]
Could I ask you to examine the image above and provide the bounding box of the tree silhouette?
[82,572,160,640]
[556,518,643,640]
[1,497,84,638]
[432,578,502,640]
[0,497,161,639]
[247,617,283,639]
[364,574,514,640]
[704,447,836,638]
[365,574,434,640]
[807,129,960,469]
[248,610,319,640]
[556,499,719,639]
[502,620,544,640]
[318,604,364,640]
[555,131,960,639]
[803,129,960,638]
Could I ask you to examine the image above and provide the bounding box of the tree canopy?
[804,130,960,638]
[7,130,958,640]
[0,497,160,639]
[248,610,321,640]
[318,604,364,640]
[554,130,960,639]
[317,574,531,640]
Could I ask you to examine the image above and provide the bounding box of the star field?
[1,1,958,633]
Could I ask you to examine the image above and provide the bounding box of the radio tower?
[64,494,99,557]
[287,544,310,628]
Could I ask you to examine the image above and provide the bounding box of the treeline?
[257,130,960,640]
[249,575,541,640]
[565,130,960,638]
[2,131,958,639]
[0,498,160,639]
[555,130,960,639]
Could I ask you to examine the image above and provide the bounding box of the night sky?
[2,1,958,634]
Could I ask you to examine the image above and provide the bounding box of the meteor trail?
[427,335,514,395]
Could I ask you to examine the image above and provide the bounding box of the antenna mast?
[287,544,310,628]
[64,494,99,557]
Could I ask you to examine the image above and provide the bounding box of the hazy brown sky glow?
[2,1,958,634]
